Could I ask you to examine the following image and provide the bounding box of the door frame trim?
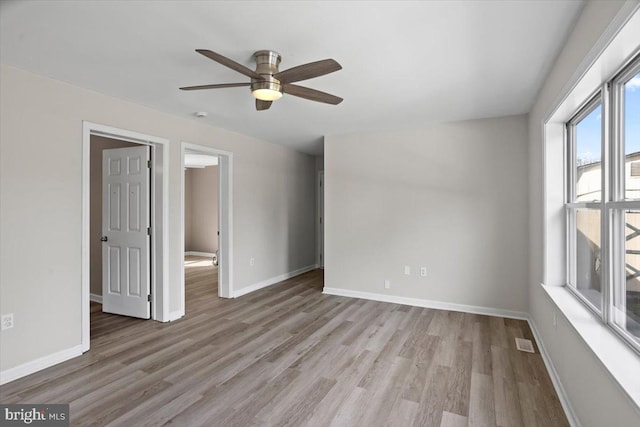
[317,170,324,268]
[81,121,170,352]
[181,142,234,305]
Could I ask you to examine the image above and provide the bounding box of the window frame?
[566,53,640,355]
[612,56,640,202]
[609,56,640,353]
[566,91,605,316]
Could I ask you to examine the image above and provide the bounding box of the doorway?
[184,152,220,312]
[318,171,324,268]
[81,122,169,352]
[181,142,234,306]
[89,136,150,319]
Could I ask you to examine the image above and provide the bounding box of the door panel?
[128,183,141,231]
[128,248,141,296]
[108,246,121,294]
[109,183,121,231]
[102,146,151,319]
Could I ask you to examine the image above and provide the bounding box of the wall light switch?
[250,257,255,267]
[384,279,390,289]
[404,265,411,275]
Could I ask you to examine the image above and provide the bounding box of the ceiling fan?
[180,49,343,111]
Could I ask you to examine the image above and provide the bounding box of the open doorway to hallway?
[184,152,220,314]
[180,142,234,312]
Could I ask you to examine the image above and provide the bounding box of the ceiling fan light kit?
[180,49,343,111]
[251,50,283,101]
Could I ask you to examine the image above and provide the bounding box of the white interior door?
[102,146,151,319]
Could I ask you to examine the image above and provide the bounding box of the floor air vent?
[515,338,535,353]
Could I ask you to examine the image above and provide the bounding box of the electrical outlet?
[1,314,14,331]
[404,265,411,275]
[420,267,427,277]
[250,257,255,267]
[384,279,390,289]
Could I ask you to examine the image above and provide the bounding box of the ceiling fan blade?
[256,99,273,111]
[179,83,251,91]
[274,59,342,84]
[283,84,343,105]
[196,49,261,79]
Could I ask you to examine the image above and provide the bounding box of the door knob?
[101,236,108,242]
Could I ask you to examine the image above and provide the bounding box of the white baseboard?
[185,251,216,257]
[233,264,318,298]
[322,287,528,320]
[527,317,581,427]
[0,344,83,385]
[90,293,103,303]
[168,310,185,322]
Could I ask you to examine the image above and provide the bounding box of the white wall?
[0,64,317,372]
[184,166,219,254]
[324,115,529,313]
[529,1,640,425]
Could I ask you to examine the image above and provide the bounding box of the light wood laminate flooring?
[0,256,568,426]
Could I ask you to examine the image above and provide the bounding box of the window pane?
[574,209,602,310]
[575,104,602,201]
[624,71,640,199]
[616,210,640,345]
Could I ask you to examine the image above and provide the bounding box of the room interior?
[1,1,639,426]
[183,153,220,261]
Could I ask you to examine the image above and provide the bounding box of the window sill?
[541,284,640,410]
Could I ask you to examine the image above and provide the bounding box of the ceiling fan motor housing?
[251,50,282,94]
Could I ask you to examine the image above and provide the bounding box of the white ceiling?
[0,0,584,154]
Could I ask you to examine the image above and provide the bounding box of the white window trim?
[607,55,640,354]
[541,284,640,411]
[565,92,605,318]
[542,2,640,413]
[565,54,640,355]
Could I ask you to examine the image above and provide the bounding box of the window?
[567,95,603,312]
[566,54,640,353]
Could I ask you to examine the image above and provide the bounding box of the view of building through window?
[624,72,640,198]
[575,209,601,310]
[618,72,640,342]
[575,104,601,201]
[573,71,640,344]
[622,210,640,341]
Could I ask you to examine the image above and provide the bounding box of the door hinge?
[147,227,151,236]
[147,159,152,169]
[320,217,322,224]
[147,294,152,302]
